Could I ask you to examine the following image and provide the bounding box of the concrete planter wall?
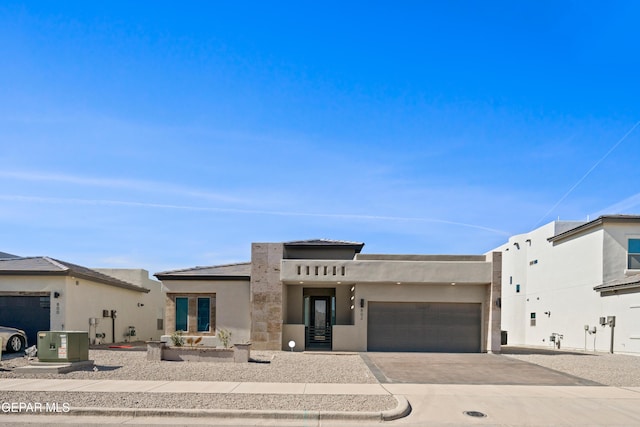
[146,341,250,363]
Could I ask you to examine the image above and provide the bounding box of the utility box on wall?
[37,331,89,362]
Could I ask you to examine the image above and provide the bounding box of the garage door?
[0,295,50,347]
[367,302,481,352]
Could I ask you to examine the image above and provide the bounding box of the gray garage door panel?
[367,302,481,352]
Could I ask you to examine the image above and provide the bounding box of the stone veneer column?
[484,251,502,353]
[250,243,284,350]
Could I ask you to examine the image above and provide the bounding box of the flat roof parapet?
[356,254,488,262]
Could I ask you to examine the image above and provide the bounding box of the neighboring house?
[0,256,165,346]
[0,252,19,259]
[155,239,502,353]
[494,215,640,355]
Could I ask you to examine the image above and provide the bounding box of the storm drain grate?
[464,411,487,418]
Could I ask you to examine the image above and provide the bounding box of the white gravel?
[0,347,396,412]
[1,348,377,383]
[503,347,640,387]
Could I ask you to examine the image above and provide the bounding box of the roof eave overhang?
[155,274,251,281]
[0,270,68,276]
[548,218,605,243]
[549,215,640,244]
[71,271,151,293]
[594,283,640,293]
[0,270,149,293]
[284,243,365,253]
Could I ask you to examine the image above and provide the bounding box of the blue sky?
[1,2,639,273]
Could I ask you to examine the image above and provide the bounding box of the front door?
[306,296,332,349]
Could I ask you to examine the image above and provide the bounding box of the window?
[628,239,640,269]
[197,297,210,332]
[530,312,536,327]
[39,296,50,309]
[173,294,216,334]
[175,297,188,331]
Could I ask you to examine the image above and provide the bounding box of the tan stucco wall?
[280,254,498,352]
[94,269,164,341]
[0,272,162,343]
[282,324,305,351]
[62,276,157,343]
[284,281,491,352]
[281,259,492,285]
[285,285,303,324]
[485,252,502,353]
[162,279,251,344]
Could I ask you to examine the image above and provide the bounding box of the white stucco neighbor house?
[493,215,640,355]
[155,239,502,353]
[0,254,165,347]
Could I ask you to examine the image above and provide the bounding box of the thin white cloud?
[534,120,640,226]
[0,194,511,236]
[0,170,243,204]
[592,193,640,217]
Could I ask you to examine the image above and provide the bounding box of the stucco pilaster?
[485,251,502,353]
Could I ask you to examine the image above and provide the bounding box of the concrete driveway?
[361,352,601,386]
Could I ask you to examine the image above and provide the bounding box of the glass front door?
[306,296,332,349]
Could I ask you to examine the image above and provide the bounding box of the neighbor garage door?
[367,302,481,352]
[0,295,50,347]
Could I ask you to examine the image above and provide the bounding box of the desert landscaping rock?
[0,348,377,383]
[503,347,640,387]
[0,348,391,414]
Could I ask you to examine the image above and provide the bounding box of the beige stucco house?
[155,240,502,353]
[0,255,165,347]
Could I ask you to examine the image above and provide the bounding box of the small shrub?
[217,329,232,348]
[171,330,185,347]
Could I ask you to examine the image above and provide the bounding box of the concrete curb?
[382,395,412,421]
[37,394,411,422]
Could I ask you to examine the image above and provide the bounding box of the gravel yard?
[0,346,396,412]
[503,346,640,387]
[0,347,377,383]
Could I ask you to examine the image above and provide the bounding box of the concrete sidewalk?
[388,384,640,426]
[0,378,408,424]
[0,378,390,395]
[1,379,640,425]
